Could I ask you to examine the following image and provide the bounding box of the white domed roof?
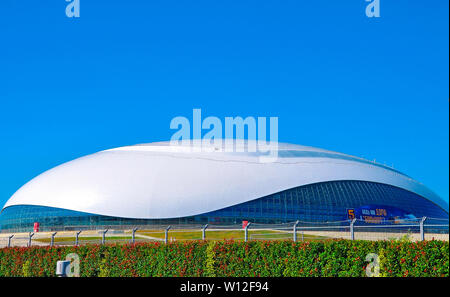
[2,140,448,218]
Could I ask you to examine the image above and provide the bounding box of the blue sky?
[0,0,448,207]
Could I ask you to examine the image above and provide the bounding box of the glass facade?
[0,180,448,232]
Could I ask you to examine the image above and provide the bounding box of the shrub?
[0,240,447,277]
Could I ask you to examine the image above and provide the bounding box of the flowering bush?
[0,240,447,277]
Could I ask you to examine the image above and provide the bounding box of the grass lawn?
[34,236,133,244]
[136,229,328,241]
[32,230,328,245]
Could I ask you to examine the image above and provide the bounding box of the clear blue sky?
[0,1,448,207]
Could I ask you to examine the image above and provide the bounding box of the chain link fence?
[0,217,448,248]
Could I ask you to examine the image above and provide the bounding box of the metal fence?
[0,217,448,248]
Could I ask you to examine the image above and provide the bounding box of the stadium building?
[0,140,448,232]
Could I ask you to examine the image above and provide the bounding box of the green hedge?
[0,240,448,277]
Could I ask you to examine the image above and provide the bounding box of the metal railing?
[0,217,448,248]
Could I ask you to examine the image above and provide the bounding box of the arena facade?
[0,140,448,232]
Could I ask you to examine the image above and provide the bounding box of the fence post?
[419,217,427,241]
[50,232,57,247]
[293,220,299,242]
[7,235,13,248]
[132,227,138,244]
[165,226,171,244]
[202,224,208,240]
[301,232,304,242]
[101,229,108,245]
[244,222,251,242]
[75,230,82,246]
[28,232,34,247]
[350,218,357,240]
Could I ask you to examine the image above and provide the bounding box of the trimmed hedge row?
[0,240,448,277]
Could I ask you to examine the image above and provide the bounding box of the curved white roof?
[2,140,448,218]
